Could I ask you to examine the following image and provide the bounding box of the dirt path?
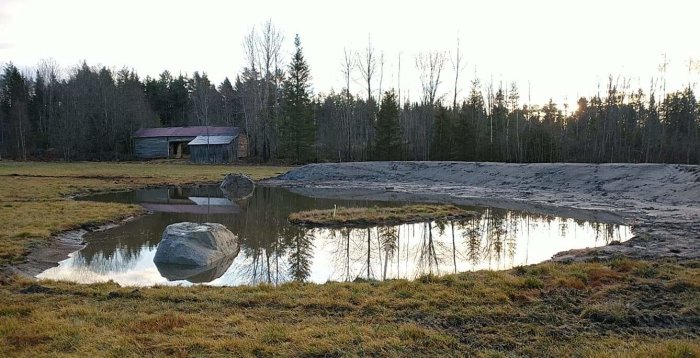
[264,162,700,261]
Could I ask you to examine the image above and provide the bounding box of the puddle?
[37,185,633,286]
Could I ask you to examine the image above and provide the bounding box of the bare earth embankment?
[265,161,700,261]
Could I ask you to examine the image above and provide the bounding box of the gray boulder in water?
[153,222,240,266]
[220,173,255,199]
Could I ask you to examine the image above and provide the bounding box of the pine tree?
[285,228,314,282]
[219,78,238,126]
[373,90,402,160]
[430,106,455,160]
[0,64,31,160]
[280,34,315,163]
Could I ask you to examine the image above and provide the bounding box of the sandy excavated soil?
[264,162,700,261]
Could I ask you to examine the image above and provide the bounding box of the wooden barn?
[133,126,248,163]
[188,135,243,163]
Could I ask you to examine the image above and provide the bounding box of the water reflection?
[38,186,632,286]
[156,253,237,283]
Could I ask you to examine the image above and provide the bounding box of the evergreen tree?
[279,34,315,163]
[430,106,455,160]
[219,77,239,126]
[374,90,402,160]
[456,79,487,160]
[0,64,32,160]
[285,228,314,282]
[144,71,190,127]
[29,71,48,151]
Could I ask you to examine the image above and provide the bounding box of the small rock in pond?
[20,284,55,294]
[107,289,142,299]
[154,222,240,266]
[220,173,255,199]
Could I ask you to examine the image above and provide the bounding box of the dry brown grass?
[0,259,697,356]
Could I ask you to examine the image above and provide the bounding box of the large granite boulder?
[220,173,255,200]
[153,222,239,266]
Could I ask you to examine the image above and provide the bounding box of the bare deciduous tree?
[397,52,402,105]
[355,35,378,159]
[36,58,61,136]
[341,48,354,100]
[340,48,355,160]
[450,37,465,110]
[240,20,285,161]
[378,51,385,104]
[415,51,446,105]
[356,35,376,104]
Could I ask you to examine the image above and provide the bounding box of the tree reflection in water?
[39,186,633,286]
[320,209,630,282]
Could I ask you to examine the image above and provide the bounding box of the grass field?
[0,161,698,357]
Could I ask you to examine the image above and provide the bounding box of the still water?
[38,186,633,286]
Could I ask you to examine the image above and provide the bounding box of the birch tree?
[415,51,446,106]
[450,37,465,110]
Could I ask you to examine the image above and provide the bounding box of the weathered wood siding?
[190,144,235,163]
[134,137,168,159]
[236,134,249,158]
[134,136,197,159]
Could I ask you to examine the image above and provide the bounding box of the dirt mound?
[276,162,700,205]
[267,162,700,261]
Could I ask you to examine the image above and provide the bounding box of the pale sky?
[1,0,699,107]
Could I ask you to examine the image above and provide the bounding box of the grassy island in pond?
[288,204,475,227]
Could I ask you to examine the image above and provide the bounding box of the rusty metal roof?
[187,135,235,146]
[133,126,241,138]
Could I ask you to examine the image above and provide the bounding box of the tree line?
[1,22,698,164]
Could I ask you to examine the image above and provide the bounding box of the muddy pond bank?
[264,162,700,261]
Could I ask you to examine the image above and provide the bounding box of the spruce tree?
[373,90,402,160]
[430,106,455,160]
[280,34,315,163]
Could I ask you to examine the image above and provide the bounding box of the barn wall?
[134,137,168,159]
[236,134,249,158]
[190,144,235,164]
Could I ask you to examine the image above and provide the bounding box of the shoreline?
[264,162,700,262]
[7,187,643,282]
[3,180,225,279]
[5,214,141,279]
[8,161,699,282]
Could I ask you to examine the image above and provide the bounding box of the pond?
[37,185,633,286]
